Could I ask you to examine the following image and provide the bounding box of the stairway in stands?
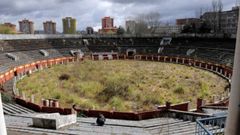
[3,103,35,115]
[75,117,196,135]
[142,118,196,135]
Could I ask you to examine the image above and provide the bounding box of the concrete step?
[3,106,18,115]
[150,124,196,135]
[6,103,34,114]
[3,103,27,115]
[160,126,196,135]
[147,120,196,135]
[3,103,35,115]
[13,103,35,113]
[145,120,191,129]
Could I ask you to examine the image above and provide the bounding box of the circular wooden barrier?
[0,54,232,120]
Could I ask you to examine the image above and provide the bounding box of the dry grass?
[17,60,228,111]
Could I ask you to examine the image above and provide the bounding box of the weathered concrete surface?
[32,113,76,129]
[5,114,196,135]
[0,34,83,40]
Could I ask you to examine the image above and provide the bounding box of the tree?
[126,27,131,34]
[0,24,16,34]
[217,0,223,32]
[211,0,223,33]
[195,7,204,18]
[181,23,197,33]
[198,21,211,33]
[134,14,149,36]
[117,26,125,35]
[132,12,161,35]
[144,12,161,34]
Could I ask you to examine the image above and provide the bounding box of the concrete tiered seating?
[144,118,196,135]
[0,54,14,64]
[221,53,234,66]
[0,37,235,135]
[5,116,196,135]
[87,45,118,53]
[3,103,35,115]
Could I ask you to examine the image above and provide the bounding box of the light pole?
[225,8,240,135]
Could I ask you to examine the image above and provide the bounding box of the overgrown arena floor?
[17,60,228,111]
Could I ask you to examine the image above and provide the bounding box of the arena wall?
[0,54,231,120]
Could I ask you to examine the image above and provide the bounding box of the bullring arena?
[0,35,235,134]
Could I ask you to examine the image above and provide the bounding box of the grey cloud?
[0,0,236,32]
[103,0,162,4]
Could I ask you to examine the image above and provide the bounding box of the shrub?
[66,97,75,104]
[100,75,130,100]
[76,81,103,98]
[174,86,185,94]
[1,93,13,103]
[0,24,16,34]
[53,92,61,99]
[142,94,163,106]
[110,97,123,108]
[199,81,210,98]
[80,101,97,109]
[59,74,70,81]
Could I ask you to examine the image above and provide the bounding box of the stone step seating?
[0,53,14,64]
[0,43,15,53]
[5,116,197,135]
[12,52,34,63]
[0,52,34,69]
[134,47,159,54]
[87,46,118,53]
[68,117,196,135]
[0,48,76,73]
[2,78,14,92]
[132,39,160,46]
[21,49,72,61]
[146,121,196,135]
[220,53,234,66]
[78,46,90,53]
[141,118,196,135]
[2,40,53,52]
[61,117,150,135]
[23,50,46,60]
[160,47,181,56]
[0,54,15,73]
[39,48,71,58]
[3,103,35,115]
[2,39,86,52]
[54,48,75,57]
[194,49,222,61]
[45,49,65,58]
[0,65,10,73]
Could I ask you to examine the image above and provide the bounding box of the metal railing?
[196,115,226,135]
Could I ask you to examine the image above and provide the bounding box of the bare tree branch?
[133,12,161,35]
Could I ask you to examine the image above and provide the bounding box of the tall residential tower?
[43,21,56,34]
[99,17,117,34]
[19,19,34,34]
[62,17,77,34]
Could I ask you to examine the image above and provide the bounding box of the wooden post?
[31,95,35,103]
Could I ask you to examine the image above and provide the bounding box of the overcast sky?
[0,0,236,32]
